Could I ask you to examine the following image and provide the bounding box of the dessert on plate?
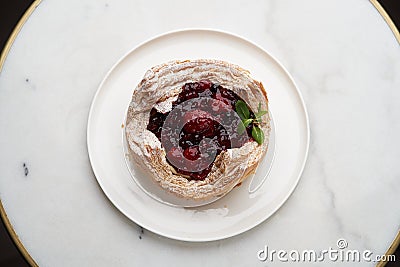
[125,59,270,200]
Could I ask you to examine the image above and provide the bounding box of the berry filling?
[147,80,255,180]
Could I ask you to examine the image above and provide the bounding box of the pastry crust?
[125,59,270,200]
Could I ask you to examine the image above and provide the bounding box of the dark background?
[0,1,399,266]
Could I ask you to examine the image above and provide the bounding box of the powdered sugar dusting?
[126,59,270,200]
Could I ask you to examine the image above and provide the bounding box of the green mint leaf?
[237,121,246,135]
[258,102,262,113]
[252,126,265,144]
[235,100,250,120]
[255,110,267,118]
[243,118,253,127]
[238,119,253,135]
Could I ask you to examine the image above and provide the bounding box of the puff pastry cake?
[125,59,270,200]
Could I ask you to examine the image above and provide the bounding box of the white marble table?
[0,0,399,266]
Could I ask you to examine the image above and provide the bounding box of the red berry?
[181,90,198,101]
[182,83,192,92]
[214,92,231,106]
[199,80,212,90]
[199,139,219,159]
[183,146,201,161]
[217,130,231,150]
[211,98,232,113]
[179,137,195,149]
[183,117,215,136]
[189,166,212,180]
[220,87,236,100]
[183,109,212,124]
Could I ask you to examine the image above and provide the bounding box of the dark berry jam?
[147,80,254,181]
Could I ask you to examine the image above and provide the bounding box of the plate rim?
[86,28,311,242]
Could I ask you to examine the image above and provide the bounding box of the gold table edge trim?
[0,0,42,73]
[0,1,398,267]
[370,0,400,44]
[369,2,400,265]
[0,1,42,266]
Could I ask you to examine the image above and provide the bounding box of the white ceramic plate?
[87,29,310,242]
